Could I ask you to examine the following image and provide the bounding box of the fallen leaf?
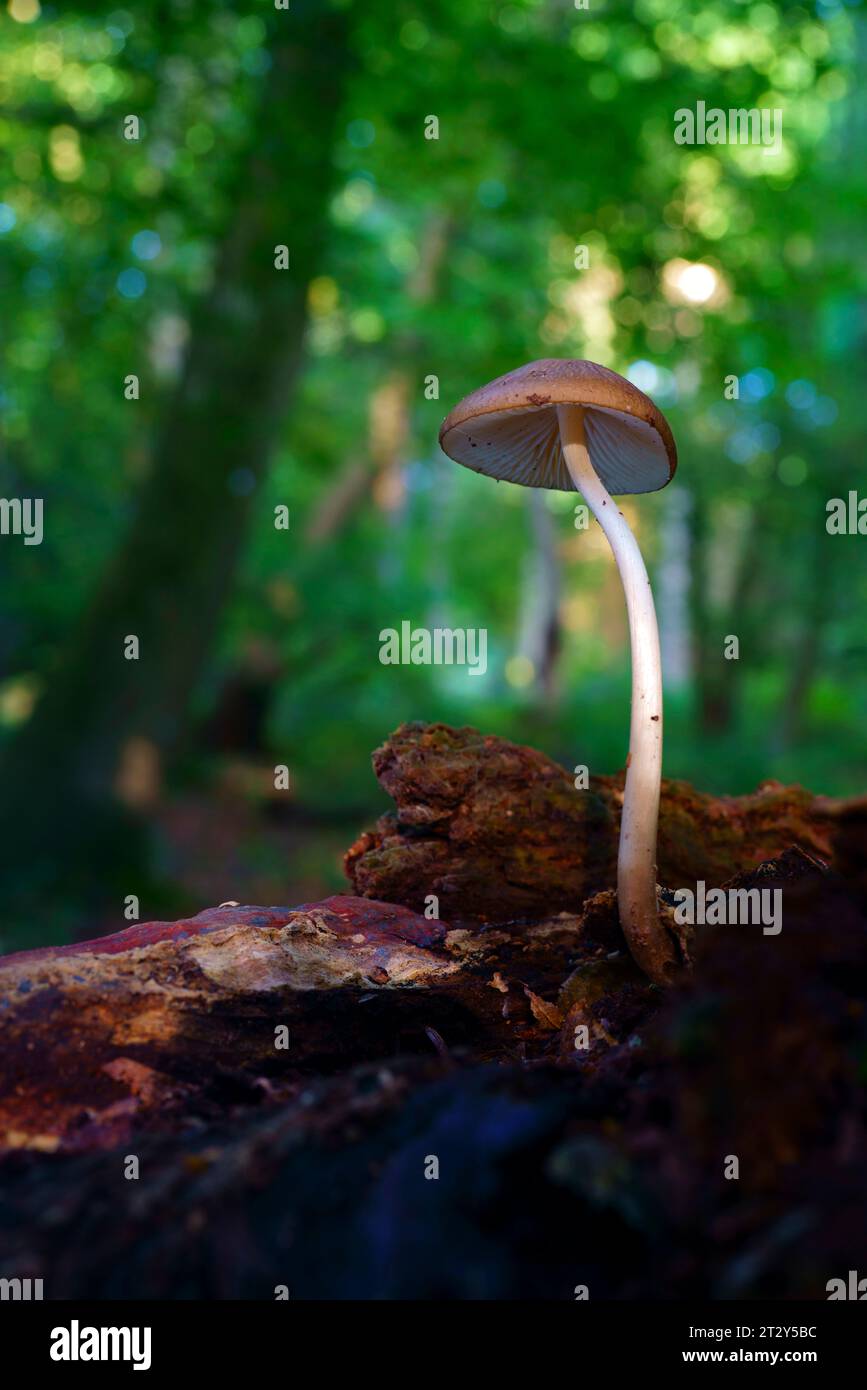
[524,987,564,1030]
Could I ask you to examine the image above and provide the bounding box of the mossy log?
[2,724,866,1298]
[343,722,840,923]
[1,850,865,1299]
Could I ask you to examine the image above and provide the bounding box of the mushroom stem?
[557,403,676,984]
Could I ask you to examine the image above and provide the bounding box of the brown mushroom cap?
[439,359,677,495]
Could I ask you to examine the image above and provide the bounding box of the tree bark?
[344,722,838,924]
[0,886,644,1155]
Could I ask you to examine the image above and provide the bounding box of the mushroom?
[439,359,679,984]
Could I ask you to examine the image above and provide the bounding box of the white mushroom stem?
[557,404,675,983]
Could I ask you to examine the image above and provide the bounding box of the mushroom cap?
[438,359,677,495]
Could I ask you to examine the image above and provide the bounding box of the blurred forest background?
[0,0,865,950]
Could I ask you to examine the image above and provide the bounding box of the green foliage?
[1,0,865,869]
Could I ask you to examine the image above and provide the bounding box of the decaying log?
[0,890,651,1156]
[2,722,857,1159]
[1,722,865,1299]
[0,850,864,1299]
[344,722,839,922]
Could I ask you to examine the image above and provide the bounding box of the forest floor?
[0,722,864,1299]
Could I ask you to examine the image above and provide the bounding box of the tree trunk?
[0,6,352,898]
[776,532,829,751]
[305,212,454,546]
[515,490,561,706]
[690,487,761,736]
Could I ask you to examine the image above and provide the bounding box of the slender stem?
[558,404,676,983]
